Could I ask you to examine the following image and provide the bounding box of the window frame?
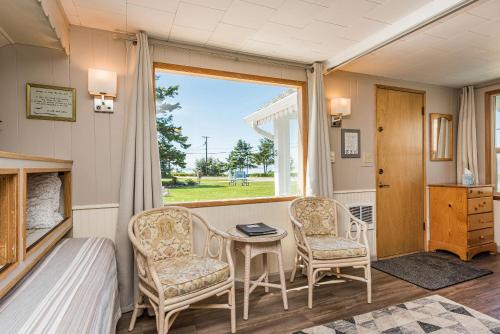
[153,62,309,208]
[485,89,500,198]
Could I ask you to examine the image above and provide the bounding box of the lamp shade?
[88,68,117,97]
[331,97,351,116]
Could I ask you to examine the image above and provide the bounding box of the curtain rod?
[113,33,312,71]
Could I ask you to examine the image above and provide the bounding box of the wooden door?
[376,86,425,258]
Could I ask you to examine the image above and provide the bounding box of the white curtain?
[115,32,163,311]
[457,86,479,184]
[306,62,333,197]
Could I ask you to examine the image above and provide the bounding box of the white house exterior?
[244,90,298,196]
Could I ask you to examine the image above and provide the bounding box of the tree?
[195,157,227,176]
[155,81,191,177]
[253,138,275,175]
[227,139,256,172]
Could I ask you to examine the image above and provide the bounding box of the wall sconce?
[88,68,117,113]
[330,97,351,127]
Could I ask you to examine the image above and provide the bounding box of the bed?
[0,237,121,334]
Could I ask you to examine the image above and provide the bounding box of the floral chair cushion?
[153,255,230,299]
[293,198,337,236]
[306,235,367,260]
[135,208,192,262]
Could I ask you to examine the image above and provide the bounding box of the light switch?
[363,152,373,164]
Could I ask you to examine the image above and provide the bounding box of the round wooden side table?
[227,227,288,320]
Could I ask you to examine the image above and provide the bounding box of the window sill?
[164,195,298,208]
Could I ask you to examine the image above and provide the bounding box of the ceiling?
[59,0,439,63]
[342,0,500,87]
[0,0,62,50]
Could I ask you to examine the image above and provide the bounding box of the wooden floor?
[117,253,500,334]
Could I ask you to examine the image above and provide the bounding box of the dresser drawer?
[468,197,493,214]
[468,212,494,231]
[468,228,494,246]
[467,187,493,198]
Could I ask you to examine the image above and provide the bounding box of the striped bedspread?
[0,238,121,334]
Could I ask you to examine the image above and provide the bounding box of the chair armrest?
[289,211,312,257]
[128,221,164,297]
[336,201,369,244]
[191,213,235,278]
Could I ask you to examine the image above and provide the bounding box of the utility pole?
[202,136,209,174]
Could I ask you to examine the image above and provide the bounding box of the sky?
[155,70,294,172]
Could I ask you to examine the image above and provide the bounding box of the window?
[154,64,307,205]
[494,95,500,191]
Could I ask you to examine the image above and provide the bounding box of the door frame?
[374,84,427,259]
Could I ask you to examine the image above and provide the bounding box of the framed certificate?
[26,83,76,122]
[341,129,361,158]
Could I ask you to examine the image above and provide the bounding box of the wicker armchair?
[289,197,372,308]
[128,206,236,334]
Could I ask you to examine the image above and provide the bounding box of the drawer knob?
[448,203,452,208]
[480,235,485,239]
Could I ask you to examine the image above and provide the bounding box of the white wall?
[0,27,127,206]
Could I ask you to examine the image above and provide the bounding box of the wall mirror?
[430,113,453,161]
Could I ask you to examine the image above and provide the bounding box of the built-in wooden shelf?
[0,170,19,278]
[23,168,72,255]
[0,153,72,298]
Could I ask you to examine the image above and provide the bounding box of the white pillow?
[26,173,64,229]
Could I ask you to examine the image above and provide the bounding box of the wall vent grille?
[348,204,374,229]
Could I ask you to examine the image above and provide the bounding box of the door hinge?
[423,221,426,231]
[421,106,425,115]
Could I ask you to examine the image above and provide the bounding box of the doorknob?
[378,182,390,188]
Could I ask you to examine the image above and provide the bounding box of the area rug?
[294,295,500,333]
[371,252,492,290]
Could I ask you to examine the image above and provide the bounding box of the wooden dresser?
[429,184,497,261]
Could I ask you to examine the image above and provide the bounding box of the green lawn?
[163,177,276,203]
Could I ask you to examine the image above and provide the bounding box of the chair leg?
[128,292,144,331]
[366,264,372,304]
[307,266,314,309]
[229,285,236,333]
[336,267,341,278]
[158,306,165,334]
[290,254,298,283]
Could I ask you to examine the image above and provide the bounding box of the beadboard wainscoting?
[494,201,500,249]
[72,191,378,279]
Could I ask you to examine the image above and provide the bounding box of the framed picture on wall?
[341,129,361,158]
[26,83,76,122]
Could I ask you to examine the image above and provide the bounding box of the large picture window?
[154,64,307,206]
